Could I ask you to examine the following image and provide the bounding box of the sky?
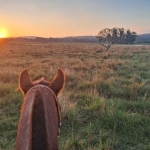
[0,0,150,37]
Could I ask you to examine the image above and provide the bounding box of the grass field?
[0,41,150,150]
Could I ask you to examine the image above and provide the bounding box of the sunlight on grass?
[0,42,150,149]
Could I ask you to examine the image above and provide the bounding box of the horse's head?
[19,68,65,97]
[16,69,65,150]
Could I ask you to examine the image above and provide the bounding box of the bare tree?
[97,27,137,50]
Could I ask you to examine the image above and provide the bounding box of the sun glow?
[0,28,8,38]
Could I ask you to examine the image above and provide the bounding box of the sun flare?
[0,28,8,38]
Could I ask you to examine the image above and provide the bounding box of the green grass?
[60,97,150,149]
[0,42,150,149]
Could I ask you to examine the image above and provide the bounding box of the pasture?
[0,41,150,150]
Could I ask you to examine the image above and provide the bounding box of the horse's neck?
[16,87,59,150]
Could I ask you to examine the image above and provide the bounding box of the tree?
[97,27,137,50]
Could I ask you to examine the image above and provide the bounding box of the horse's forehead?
[25,85,54,102]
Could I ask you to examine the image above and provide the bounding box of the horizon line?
[2,32,150,39]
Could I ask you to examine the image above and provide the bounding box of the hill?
[1,34,150,43]
[135,33,150,43]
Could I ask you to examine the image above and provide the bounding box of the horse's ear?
[19,69,33,95]
[50,68,65,96]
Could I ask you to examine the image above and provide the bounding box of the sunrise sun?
[0,28,8,38]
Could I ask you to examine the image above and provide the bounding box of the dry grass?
[0,41,150,149]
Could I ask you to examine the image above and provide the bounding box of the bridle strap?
[25,85,61,135]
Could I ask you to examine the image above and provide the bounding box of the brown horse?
[16,68,65,150]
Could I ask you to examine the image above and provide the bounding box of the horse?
[16,68,65,150]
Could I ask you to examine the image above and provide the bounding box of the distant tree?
[97,27,137,50]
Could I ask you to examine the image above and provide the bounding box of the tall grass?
[0,42,150,149]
